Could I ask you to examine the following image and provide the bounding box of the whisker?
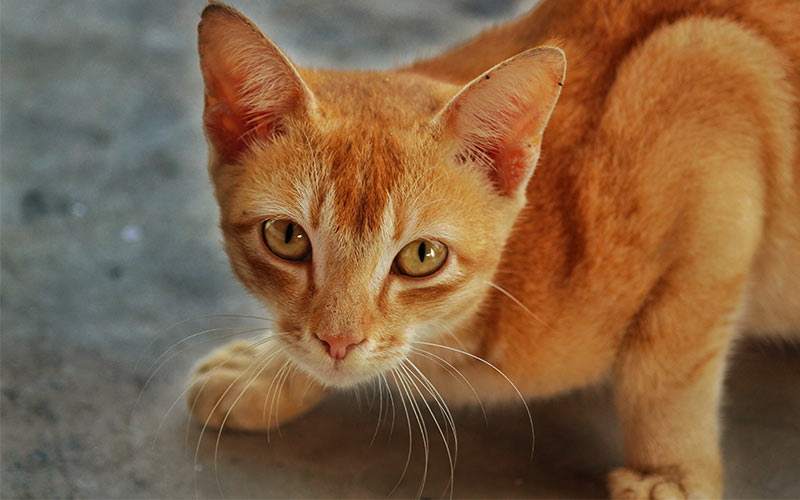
[403,360,456,448]
[193,339,274,499]
[183,335,277,448]
[262,359,286,435]
[273,362,296,436]
[405,358,458,464]
[213,347,284,497]
[136,315,215,374]
[401,360,455,499]
[353,383,363,411]
[134,313,275,373]
[388,368,414,497]
[403,359,458,498]
[410,347,487,424]
[444,329,470,355]
[300,372,315,399]
[143,334,278,451]
[485,280,550,330]
[369,374,385,447]
[413,340,535,460]
[152,334,278,450]
[205,313,275,323]
[266,359,292,442]
[380,372,397,440]
[395,365,429,499]
[367,377,379,412]
[138,326,273,404]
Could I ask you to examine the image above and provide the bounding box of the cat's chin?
[313,367,381,388]
[298,362,388,388]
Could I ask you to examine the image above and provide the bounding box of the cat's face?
[198,3,564,387]
[213,74,523,386]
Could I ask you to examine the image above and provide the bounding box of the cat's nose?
[314,333,365,360]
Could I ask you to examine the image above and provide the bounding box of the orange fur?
[189,1,800,498]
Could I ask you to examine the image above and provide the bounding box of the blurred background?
[1,1,799,498]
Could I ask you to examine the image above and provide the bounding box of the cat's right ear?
[198,2,314,163]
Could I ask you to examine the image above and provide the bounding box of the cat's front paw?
[608,467,717,500]
[187,338,324,432]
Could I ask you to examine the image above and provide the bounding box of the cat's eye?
[394,239,448,277]
[262,219,311,261]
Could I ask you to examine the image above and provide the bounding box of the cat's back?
[411,0,800,338]
[574,2,800,338]
[550,0,800,337]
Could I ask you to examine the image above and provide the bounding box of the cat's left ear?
[434,47,565,196]
[198,2,315,163]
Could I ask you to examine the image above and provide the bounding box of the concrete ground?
[1,1,799,498]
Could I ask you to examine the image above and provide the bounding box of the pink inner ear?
[468,105,544,195]
[199,7,305,163]
[442,47,564,196]
[448,90,548,195]
[202,61,286,163]
[470,139,538,195]
[492,142,533,194]
[203,81,249,162]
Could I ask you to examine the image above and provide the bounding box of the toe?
[608,467,687,500]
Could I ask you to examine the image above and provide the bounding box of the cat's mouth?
[281,336,405,388]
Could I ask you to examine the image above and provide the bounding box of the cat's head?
[197,3,565,387]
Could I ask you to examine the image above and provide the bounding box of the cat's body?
[410,0,800,344]
[189,1,800,498]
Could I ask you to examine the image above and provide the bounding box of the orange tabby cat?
[188,1,800,497]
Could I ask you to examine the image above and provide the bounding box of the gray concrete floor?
[2,1,799,498]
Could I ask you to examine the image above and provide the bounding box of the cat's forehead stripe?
[322,132,405,234]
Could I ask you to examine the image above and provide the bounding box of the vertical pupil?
[418,241,426,262]
[284,222,294,244]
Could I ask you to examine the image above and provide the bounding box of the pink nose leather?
[315,333,363,360]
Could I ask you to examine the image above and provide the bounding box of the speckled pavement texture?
[2,1,799,498]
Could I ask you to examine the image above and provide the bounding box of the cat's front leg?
[187,337,325,432]
[610,334,729,499]
[608,270,744,499]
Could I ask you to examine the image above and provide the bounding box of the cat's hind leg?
[187,337,325,432]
